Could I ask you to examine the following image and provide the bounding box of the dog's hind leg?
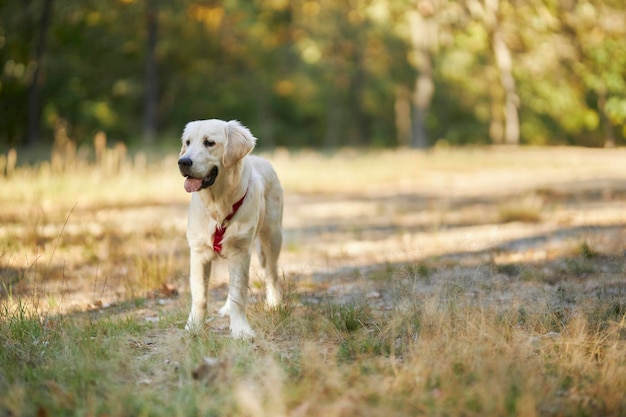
[226,253,255,339]
[257,224,283,308]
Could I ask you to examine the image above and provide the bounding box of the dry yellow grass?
[1,146,626,416]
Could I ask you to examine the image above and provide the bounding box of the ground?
[1,147,625,416]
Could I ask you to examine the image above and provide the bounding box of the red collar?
[213,189,248,254]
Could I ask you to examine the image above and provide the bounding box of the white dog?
[178,119,283,339]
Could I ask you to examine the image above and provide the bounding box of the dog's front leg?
[185,248,211,333]
[226,253,255,339]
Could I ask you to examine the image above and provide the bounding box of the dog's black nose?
[178,157,193,167]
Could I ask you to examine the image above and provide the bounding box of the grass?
[1,145,626,416]
[2,281,625,416]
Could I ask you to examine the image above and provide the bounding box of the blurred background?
[1,0,625,153]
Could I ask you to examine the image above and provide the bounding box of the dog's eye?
[203,138,216,147]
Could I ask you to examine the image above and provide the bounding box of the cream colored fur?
[178,119,283,339]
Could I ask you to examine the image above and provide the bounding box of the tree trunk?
[408,3,437,149]
[411,54,434,149]
[492,29,519,145]
[324,91,342,148]
[488,94,504,144]
[487,0,519,145]
[394,86,411,147]
[347,48,368,146]
[27,0,54,147]
[598,93,615,148]
[143,0,158,143]
[324,53,343,148]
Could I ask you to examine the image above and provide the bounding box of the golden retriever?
[178,119,283,339]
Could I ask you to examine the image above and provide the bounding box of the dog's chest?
[187,192,257,256]
[200,215,252,256]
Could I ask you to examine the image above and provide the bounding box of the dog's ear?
[222,120,256,168]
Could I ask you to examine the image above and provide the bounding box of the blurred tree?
[27,0,54,146]
[463,0,519,145]
[0,1,36,147]
[485,0,519,145]
[0,0,624,150]
[407,0,437,149]
[142,0,158,144]
[294,0,372,147]
[558,0,626,147]
[40,0,145,143]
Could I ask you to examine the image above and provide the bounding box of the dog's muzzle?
[178,158,219,193]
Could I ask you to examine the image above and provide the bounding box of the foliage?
[1,0,625,149]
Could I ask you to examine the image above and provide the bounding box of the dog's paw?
[185,314,204,333]
[185,322,200,333]
[229,315,255,340]
[231,325,256,340]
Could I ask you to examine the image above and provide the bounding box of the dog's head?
[178,119,256,193]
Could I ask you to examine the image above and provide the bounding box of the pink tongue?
[184,177,203,193]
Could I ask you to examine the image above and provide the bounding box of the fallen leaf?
[192,357,225,382]
[161,283,178,297]
[36,406,49,417]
